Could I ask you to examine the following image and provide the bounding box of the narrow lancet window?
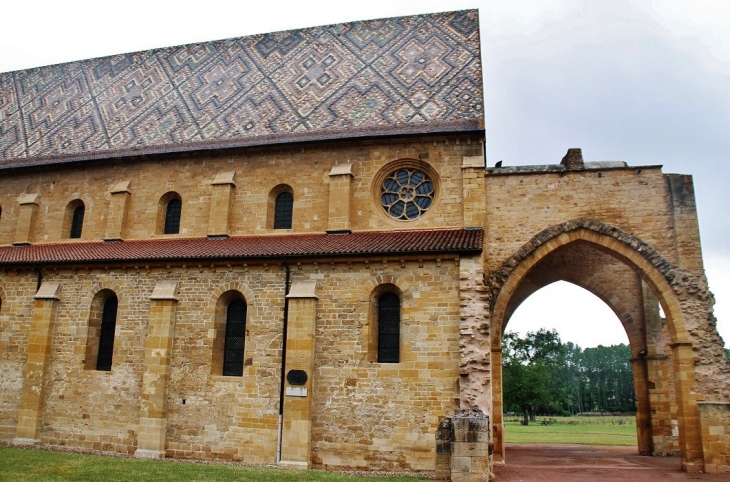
[69,205,85,238]
[96,296,118,371]
[377,293,400,363]
[274,192,293,229]
[164,198,182,234]
[223,298,247,376]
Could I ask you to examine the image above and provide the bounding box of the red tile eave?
[0,228,483,266]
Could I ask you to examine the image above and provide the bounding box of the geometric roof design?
[0,10,483,169]
[0,228,483,265]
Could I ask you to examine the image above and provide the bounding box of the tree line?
[502,329,635,425]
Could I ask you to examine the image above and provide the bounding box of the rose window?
[380,169,434,220]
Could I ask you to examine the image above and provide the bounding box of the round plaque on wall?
[286,369,308,386]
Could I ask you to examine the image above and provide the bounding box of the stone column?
[632,357,652,455]
[698,402,730,474]
[642,282,676,455]
[14,193,40,246]
[14,281,61,443]
[279,280,317,469]
[135,280,179,459]
[208,172,236,237]
[436,410,492,482]
[435,417,453,480]
[672,341,704,472]
[461,156,485,228]
[104,181,131,241]
[326,164,353,234]
[490,348,504,465]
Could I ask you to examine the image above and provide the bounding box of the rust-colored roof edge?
[0,228,484,267]
[0,122,485,171]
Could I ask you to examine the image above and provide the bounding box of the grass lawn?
[0,446,426,482]
[504,415,637,446]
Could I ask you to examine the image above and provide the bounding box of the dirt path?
[493,444,730,481]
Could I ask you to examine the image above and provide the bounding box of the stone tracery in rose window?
[380,168,435,220]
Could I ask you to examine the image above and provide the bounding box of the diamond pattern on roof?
[0,10,483,168]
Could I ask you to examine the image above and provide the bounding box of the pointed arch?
[489,218,691,348]
[487,218,715,471]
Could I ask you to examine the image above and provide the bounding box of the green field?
[0,446,425,482]
[504,415,637,446]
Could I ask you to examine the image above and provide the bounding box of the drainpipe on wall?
[34,265,42,292]
[277,259,291,463]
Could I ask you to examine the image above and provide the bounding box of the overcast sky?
[1,0,728,348]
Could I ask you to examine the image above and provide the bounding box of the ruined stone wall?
[484,167,678,272]
[486,167,729,395]
[0,135,482,246]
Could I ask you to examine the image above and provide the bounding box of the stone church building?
[1,10,728,479]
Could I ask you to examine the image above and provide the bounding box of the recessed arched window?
[96,295,118,371]
[64,199,85,239]
[377,292,400,363]
[274,191,293,229]
[223,298,247,376]
[69,205,85,238]
[164,197,182,234]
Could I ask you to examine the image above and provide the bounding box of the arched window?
[223,298,247,376]
[377,293,400,363]
[69,205,85,238]
[164,198,182,234]
[64,200,85,239]
[96,296,118,371]
[274,191,293,229]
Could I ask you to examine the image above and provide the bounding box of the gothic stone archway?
[486,219,730,473]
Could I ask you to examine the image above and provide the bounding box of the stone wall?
[0,254,467,467]
[0,135,483,246]
[484,167,679,271]
[699,402,730,473]
[309,258,462,471]
[0,273,36,439]
[2,141,729,475]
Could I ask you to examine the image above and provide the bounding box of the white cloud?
[508,281,629,349]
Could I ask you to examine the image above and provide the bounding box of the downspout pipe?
[277,259,291,463]
[34,265,42,292]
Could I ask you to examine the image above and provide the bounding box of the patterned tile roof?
[0,228,483,265]
[0,10,483,169]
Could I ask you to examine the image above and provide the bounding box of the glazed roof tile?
[0,10,483,169]
[0,228,483,265]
